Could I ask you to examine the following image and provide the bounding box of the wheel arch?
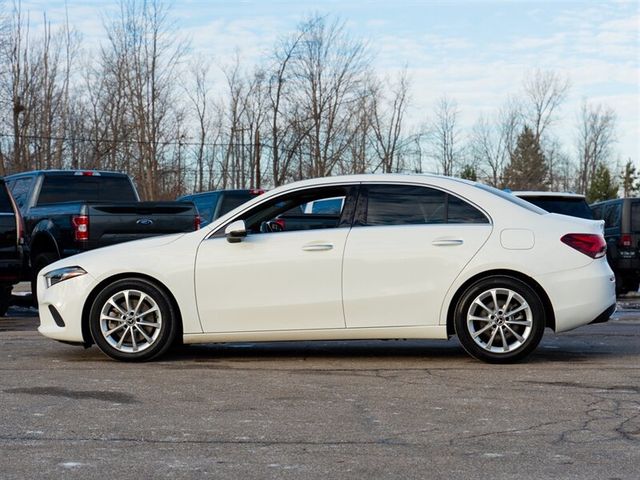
[30,231,60,262]
[445,269,556,337]
[81,272,184,347]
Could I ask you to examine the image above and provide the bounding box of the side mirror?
[225,220,247,243]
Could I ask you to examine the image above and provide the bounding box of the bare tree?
[369,69,410,173]
[522,69,570,143]
[576,100,616,195]
[429,95,460,176]
[289,15,371,178]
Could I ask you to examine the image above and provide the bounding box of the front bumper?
[37,271,96,343]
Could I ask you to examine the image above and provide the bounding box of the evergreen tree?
[459,164,477,181]
[587,163,618,202]
[620,159,639,197]
[502,125,548,190]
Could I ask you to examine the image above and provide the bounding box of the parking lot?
[1,300,639,480]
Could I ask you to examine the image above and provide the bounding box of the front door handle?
[302,243,334,251]
[432,239,464,246]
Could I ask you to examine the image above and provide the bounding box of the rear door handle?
[302,243,334,251]
[432,239,464,246]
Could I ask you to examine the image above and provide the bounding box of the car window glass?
[8,177,33,209]
[37,176,137,204]
[364,185,488,226]
[218,193,256,217]
[240,186,350,234]
[591,205,602,220]
[365,185,446,226]
[447,195,489,223]
[192,194,218,223]
[0,183,14,213]
[632,201,640,233]
[603,203,621,229]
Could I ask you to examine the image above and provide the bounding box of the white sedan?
[37,174,616,363]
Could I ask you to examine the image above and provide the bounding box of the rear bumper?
[535,259,616,333]
[589,303,616,325]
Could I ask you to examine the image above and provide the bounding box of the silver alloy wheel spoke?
[133,293,147,316]
[505,319,532,327]
[99,288,163,354]
[504,324,525,343]
[105,323,126,336]
[466,287,533,354]
[135,325,153,343]
[499,326,508,351]
[472,323,494,338]
[474,299,493,315]
[505,303,528,318]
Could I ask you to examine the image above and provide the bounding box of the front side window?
[235,185,355,234]
[361,184,488,226]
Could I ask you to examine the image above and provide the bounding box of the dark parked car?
[0,178,25,315]
[178,189,265,227]
[513,191,593,219]
[5,170,200,298]
[591,197,640,294]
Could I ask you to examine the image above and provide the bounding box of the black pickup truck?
[0,178,25,315]
[5,170,199,297]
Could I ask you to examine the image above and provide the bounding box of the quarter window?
[362,185,488,226]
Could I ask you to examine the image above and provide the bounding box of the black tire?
[454,275,546,364]
[0,286,12,317]
[31,252,59,304]
[89,278,177,362]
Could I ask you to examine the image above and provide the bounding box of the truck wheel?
[0,286,12,316]
[31,252,59,304]
[89,278,177,362]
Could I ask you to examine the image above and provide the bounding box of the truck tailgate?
[87,202,196,247]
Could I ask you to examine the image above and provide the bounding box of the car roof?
[5,169,129,179]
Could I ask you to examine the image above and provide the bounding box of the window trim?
[354,181,492,227]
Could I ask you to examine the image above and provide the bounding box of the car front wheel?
[89,278,177,361]
[454,276,546,363]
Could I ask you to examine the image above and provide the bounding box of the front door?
[195,184,358,333]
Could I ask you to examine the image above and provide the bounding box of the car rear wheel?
[454,276,546,363]
[89,278,177,361]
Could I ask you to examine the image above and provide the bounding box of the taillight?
[619,234,632,248]
[71,215,90,241]
[561,233,606,259]
[274,218,286,230]
[194,215,201,230]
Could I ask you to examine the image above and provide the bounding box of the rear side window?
[0,183,14,213]
[8,177,34,209]
[603,203,621,229]
[363,185,488,226]
[37,176,137,205]
[632,202,640,233]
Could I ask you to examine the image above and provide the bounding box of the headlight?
[44,266,87,288]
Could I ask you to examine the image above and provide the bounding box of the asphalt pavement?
[0,301,639,479]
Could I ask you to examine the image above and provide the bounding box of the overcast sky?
[23,0,640,168]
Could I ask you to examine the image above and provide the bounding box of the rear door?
[342,183,492,328]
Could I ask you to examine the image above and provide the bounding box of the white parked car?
[37,174,616,363]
